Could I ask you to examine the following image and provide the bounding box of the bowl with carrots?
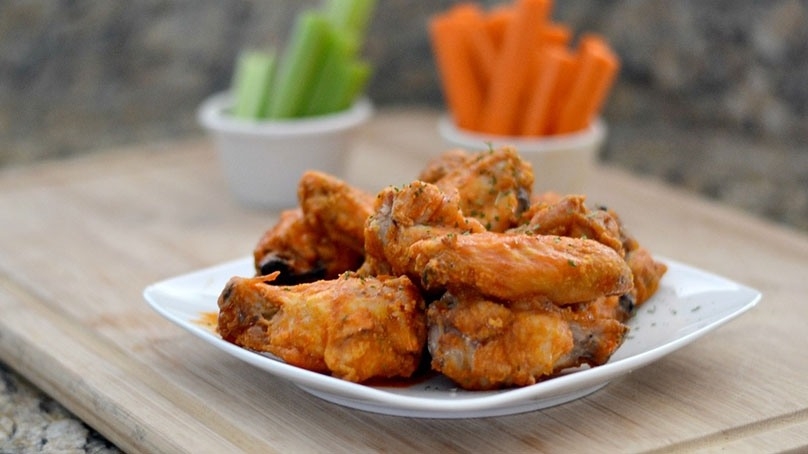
[438,115,606,195]
[430,0,619,194]
[199,0,376,209]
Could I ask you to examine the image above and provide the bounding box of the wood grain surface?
[0,108,806,453]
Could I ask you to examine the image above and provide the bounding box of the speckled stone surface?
[0,362,120,454]
[0,1,806,451]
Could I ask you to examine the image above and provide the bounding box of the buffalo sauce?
[196,311,219,333]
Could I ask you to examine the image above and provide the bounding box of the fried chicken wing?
[513,195,625,256]
[570,295,636,323]
[361,180,486,277]
[625,246,667,306]
[417,148,471,183]
[218,272,426,383]
[253,171,373,284]
[411,231,634,305]
[427,289,628,390]
[600,206,668,307]
[431,146,533,232]
[515,195,668,309]
[253,208,362,284]
[297,170,374,254]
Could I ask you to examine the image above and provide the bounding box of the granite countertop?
[0,363,120,454]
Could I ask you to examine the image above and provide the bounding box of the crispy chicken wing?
[625,246,667,306]
[513,194,625,256]
[297,170,374,254]
[515,194,667,310]
[427,289,628,390]
[361,180,486,277]
[417,148,471,183]
[253,208,362,284]
[601,207,668,308]
[431,146,533,232]
[253,171,373,284]
[218,272,426,383]
[570,295,635,323]
[411,231,634,305]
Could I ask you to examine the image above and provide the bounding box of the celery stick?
[267,11,331,118]
[302,28,358,116]
[230,50,276,119]
[325,0,377,39]
[334,60,371,111]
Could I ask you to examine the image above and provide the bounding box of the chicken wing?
[431,146,533,232]
[253,208,362,284]
[625,245,667,306]
[570,295,635,323]
[253,171,373,284]
[427,288,628,390]
[515,194,667,309]
[411,231,634,305]
[600,206,668,307]
[513,194,625,256]
[218,272,426,383]
[417,148,471,183]
[297,170,374,254]
[361,180,486,277]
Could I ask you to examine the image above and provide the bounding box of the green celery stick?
[325,0,377,39]
[230,50,276,119]
[334,60,371,111]
[302,27,359,116]
[267,11,331,118]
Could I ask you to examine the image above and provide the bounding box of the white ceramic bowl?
[198,92,373,208]
[438,116,606,195]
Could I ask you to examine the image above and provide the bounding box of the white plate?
[144,257,760,418]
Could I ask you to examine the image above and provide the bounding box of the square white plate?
[144,257,760,418]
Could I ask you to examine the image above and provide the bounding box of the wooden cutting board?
[1,110,807,453]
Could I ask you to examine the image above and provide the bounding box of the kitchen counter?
[1,109,807,453]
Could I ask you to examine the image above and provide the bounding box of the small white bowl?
[198,92,373,208]
[438,116,606,195]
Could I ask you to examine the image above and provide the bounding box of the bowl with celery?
[199,0,376,209]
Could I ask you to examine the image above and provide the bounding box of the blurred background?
[1,0,806,231]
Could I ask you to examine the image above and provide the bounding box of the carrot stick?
[449,4,497,88]
[479,0,552,135]
[429,12,484,131]
[541,47,579,135]
[485,5,514,53]
[554,34,619,134]
[519,45,567,136]
[541,23,572,48]
[577,37,619,129]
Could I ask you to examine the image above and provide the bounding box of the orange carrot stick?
[520,45,567,136]
[485,5,514,53]
[542,46,580,135]
[429,12,484,131]
[449,4,497,88]
[577,34,620,125]
[479,0,552,135]
[554,34,619,134]
[541,23,572,47]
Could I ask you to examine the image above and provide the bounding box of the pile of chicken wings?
[217,146,667,390]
